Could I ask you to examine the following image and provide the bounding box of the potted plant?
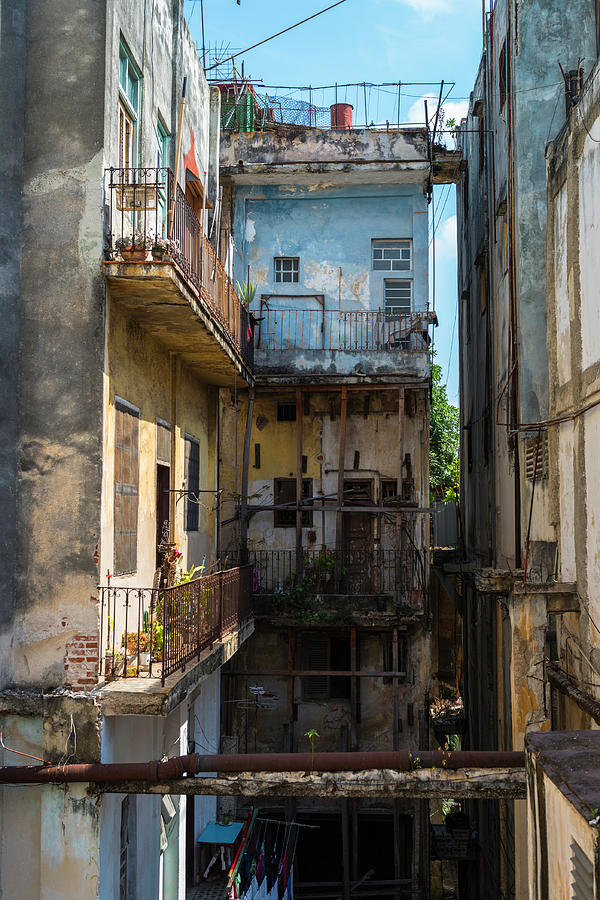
[151,234,179,261]
[115,231,152,261]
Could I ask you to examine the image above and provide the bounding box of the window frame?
[118,41,141,168]
[301,633,351,700]
[274,256,300,284]
[114,398,140,576]
[273,477,313,528]
[383,279,413,315]
[372,239,412,272]
[184,435,200,532]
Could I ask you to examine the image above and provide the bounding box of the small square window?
[274,478,313,527]
[372,240,412,272]
[274,257,299,283]
[277,402,296,422]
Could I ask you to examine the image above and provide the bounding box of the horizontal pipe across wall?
[0,750,525,784]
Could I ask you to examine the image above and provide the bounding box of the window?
[277,402,296,422]
[499,42,507,111]
[372,239,412,271]
[384,279,412,315]
[118,42,140,169]
[274,257,299,283]
[156,117,170,170]
[185,436,200,532]
[381,480,398,504]
[302,634,351,700]
[274,478,313,527]
[114,400,139,575]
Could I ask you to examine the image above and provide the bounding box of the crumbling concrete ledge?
[90,766,526,800]
[92,618,254,717]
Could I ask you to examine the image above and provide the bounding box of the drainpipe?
[239,387,255,563]
[0,749,525,785]
[507,3,522,567]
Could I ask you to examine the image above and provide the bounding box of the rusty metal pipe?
[0,750,524,785]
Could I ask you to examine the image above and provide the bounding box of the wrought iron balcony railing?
[99,565,252,685]
[254,308,433,353]
[228,548,426,610]
[104,167,254,370]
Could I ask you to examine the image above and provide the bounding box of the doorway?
[156,464,170,566]
[342,480,374,592]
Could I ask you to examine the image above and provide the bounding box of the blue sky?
[185,0,485,402]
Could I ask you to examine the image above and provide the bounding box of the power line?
[205,0,350,72]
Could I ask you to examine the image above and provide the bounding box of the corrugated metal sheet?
[433,501,458,549]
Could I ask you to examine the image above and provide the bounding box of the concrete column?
[508,592,550,900]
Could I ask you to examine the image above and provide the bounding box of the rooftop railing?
[99,565,252,685]
[254,308,432,353]
[104,167,253,370]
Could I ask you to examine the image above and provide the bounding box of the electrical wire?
[205,0,349,71]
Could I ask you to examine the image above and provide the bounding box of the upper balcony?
[252,305,435,383]
[103,167,253,385]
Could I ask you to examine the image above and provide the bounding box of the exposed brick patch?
[64,632,98,690]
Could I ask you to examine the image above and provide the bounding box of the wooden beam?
[350,627,358,751]
[296,389,303,577]
[223,670,408,678]
[90,767,527,799]
[336,386,348,588]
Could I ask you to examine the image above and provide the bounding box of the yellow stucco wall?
[101,300,218,590]
[219,388,429,554]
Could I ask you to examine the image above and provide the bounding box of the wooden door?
[342,480,373,592]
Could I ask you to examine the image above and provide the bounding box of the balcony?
[99,566,252,686]
[103,167,253,385]
[253,307,434,382]
[229,548,427,621]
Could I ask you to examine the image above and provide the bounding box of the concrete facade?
[0,2,251,898]
[545,53,600,730]
[216,120,443,898]
[453,2,599,898]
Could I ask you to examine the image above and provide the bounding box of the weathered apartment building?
[454,0,600,897]
[1,2,253,897]
[215,108,458,898]
[0,2,467,898]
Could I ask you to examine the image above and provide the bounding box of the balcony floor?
[105,260,253,386]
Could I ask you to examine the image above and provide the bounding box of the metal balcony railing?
[104,167,254,370]
[228,548,426,608]
[255,308,432,353]
[99,565,252,685]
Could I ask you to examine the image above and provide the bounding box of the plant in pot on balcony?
[115,230,152,261]
[122,629,153,671]
[151,233,179,261]
[236,279,257,307]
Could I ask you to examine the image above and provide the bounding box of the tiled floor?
[186,876,228,900]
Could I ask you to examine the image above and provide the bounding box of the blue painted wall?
[232,182,429,324]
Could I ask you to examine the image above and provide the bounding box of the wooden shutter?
[302,634,330,699]
[114,401,139,574]
[185,437,200,532]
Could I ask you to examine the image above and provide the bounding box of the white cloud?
[407,94,469,145]
[401,0,450,13]
[434,215,457,260]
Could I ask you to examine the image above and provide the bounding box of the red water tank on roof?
[330,103,353,129]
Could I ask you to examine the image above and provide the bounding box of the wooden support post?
[336,387,348,589]
[350,627,358,751]
[296,389,303,578]
[341,724,351,900]
[240,387,255,564]
[392,626,402,883]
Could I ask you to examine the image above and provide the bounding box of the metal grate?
[570,840,594,899]
[525,431,549,481]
